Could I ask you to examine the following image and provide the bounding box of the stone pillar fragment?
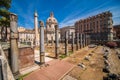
[76,33,79,50]
[71,32,74,52]
[65,31,68,56]
[39,21,45,64]
[10,13,19,75]
[55,25,59,58]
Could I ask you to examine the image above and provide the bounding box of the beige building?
[60,26,75,41]
[46,12,60,43]
[75,11,113,42]
[18,27,35,43]
[113,25,120,39]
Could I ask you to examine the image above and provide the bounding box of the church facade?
[17,12,60,46]
[46,12,60,44]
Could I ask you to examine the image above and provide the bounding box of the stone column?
[85,34,86,46]
[76,33,79,50]
[65,31,68,56]
[83,34,85,47]
[87,34,90,45]
[88,35,91,45]
[31,41,33,48]
[86,34,88,46]
[10,13,19,75]
[18,41,20,48]
[34,11,39,46]
[71,32,74,52]
[39,21,45,64]
[55,25,59,58]
[80,34,82,48]
[51,36,54,46]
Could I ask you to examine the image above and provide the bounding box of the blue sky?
[10,0,120,29]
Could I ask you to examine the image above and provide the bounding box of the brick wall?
[19,47,34,69]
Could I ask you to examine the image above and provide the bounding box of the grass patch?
[91,51,94,53]
[59,54,67,59]
[59,51,73,59]
[68,51,73,55]
[17,72,31,80]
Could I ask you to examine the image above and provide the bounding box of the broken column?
[65,31,68,56]
[80,34,83,48]
[39,21,45,64]
[10,13,19,75]
[76,33,79,50]
[71,32,74,52]
[55,25,59,58]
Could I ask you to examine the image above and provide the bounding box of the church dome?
[46,12,57,24]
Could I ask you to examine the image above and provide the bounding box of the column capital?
[10,13,18,22]
[39,20,44,27]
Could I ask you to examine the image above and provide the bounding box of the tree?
[0,0,11,41]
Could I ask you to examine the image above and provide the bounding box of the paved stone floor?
[20,50,54,75]
[34,50,53,63]
[23,59,75,80]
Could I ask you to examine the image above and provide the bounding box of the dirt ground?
[45,44,120,80]
[63,46,120,80]
[45,43,76,57]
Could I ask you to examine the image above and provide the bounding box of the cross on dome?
[50,12,54,17]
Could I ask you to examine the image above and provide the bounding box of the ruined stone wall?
[4,47,34,69]
[19,47,34,69]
